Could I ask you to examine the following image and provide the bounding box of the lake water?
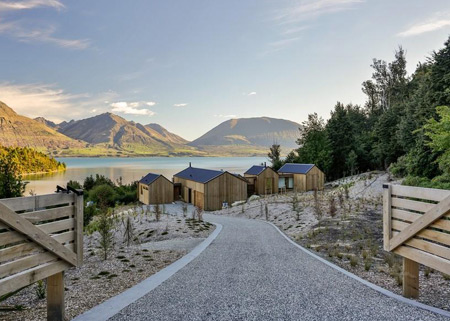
[24,157,267,195]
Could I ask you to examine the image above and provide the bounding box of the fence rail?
[0,189,83,320]
[383,184,450,298]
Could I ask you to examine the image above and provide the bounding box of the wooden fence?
[0,188,83,321]
[383,184,450,298]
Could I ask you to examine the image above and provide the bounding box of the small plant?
[364,260,372,271]
[182,203,188,217]
[424,266,432,278]
[98,208,115,260]
[123,215,134,247]
[265,203,269,221]
[350,256,358,267]
[35,280,46,300]
[344,185,349,200]
[443,273,450,281]
[241,204,245,214]
[328,195,337,218]
[313,189,323,225]
[195,206,203,221]
[154,204,161,222]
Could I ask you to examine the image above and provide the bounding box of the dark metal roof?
[174,167,224,184]
[244,165,266,176]
[139,173,161,185]
[278,163,315,174]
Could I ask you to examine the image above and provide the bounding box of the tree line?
[269,36,450,189]
[0,146,66,175]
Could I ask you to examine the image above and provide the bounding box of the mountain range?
[0,101,300,157]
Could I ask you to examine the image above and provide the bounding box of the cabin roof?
[278,163,315,174]
[139,172,161,185]
[244,165,266,176]
[174,167,224,184]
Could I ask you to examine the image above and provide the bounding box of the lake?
[24,157,268,195]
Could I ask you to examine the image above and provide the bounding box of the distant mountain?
[146,123,189,145]
[0,101,84,150]
[58,112,196,155]
[189,117,301,153]
[34,117,59,129]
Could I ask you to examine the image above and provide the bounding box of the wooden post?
[403,258,419,298]
[382,184,392,251]
[47,272,65,321]
[73,192,84,266]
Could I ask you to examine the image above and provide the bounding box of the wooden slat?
[392,220,450,247]
[0,193,73,212]
[0,232,75,263]
[392,231,450,260]
[383,185,392,251]
[0,203,77,266]
[0,218,75,247]
[391,197,435,213]
[389,194,450,251]
[0,251,57,279]
[394,245,450,275]
[20,206,74,223]
[392,209,450,232]
[0,260,70,297]
[391,184,450,202]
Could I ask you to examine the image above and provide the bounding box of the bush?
[89,184,117,209]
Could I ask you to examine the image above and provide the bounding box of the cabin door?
[265,178,273,194]
[188,188,192,203]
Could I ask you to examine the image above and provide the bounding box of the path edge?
[72,222,223,321]
[264,220,450,318]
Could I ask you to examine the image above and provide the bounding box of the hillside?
[0,101,85,152]
[189,117,301,154]
[146,123,189,145]
[58,113,198,156]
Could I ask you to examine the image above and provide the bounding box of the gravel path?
[109,214,447,321]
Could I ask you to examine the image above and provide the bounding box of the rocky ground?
[0,202,214,321]
[214,171,450,312]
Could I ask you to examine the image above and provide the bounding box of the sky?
[0,0,450,141]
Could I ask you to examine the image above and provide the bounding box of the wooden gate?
[0,187,83,320]
[383,184,450,298]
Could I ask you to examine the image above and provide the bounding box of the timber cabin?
[139,173,174,205]
[244,164,279,196]
[277,163,325,192]
[173,165,248,211]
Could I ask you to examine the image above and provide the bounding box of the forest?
[0,146,66,175]
[269,36,450,189]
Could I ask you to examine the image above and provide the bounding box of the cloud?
[214,114,237,119]
[0,82,117,122]
[397,18,450,37]
[274,0,363,24]
[269,37,301,48]
[0,21,90,49]
[248,92,257,96]
[145,101,156,106]
[110,101,155,116]
[173,103,188,107]
[0,0,63,11]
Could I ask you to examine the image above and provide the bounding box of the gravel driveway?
[109,214,447,321]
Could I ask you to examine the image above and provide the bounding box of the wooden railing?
[0,188,83,321]
[383,184,450,298]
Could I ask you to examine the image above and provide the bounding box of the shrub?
[35,280,46,300]
[98,208,115,260]
[350,256,358,267]
[89,184,117,210]
[154,204,161,221]
[123,216,134,247]
[328,195,337,217]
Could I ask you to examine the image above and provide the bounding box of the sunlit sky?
[0,0,449,140]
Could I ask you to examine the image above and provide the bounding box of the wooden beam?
[0,203,77,266]
[403,257,419,299]
[47,272,65,321]
[389,194,450,251]
[383,184,392,251]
